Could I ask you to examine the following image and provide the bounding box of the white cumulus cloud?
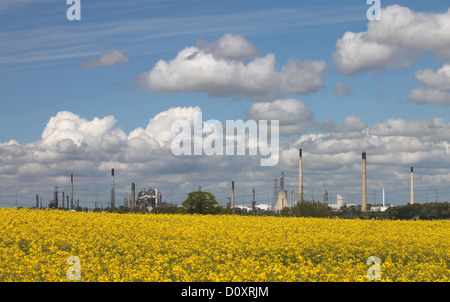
[40,111,127,155]
[334,5,450,75]
[414,64,450,91]
[408,64,450,105]
[246,99,315,136]
[319,114,367,137]
[2,109,450,207]
[138,34,326,99]
[130,106,201,149]
[197,33,259,61]
[407,88,450,105]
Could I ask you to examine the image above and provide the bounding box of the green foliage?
[334,205,362,219]
[386,202,450,220]
[181,191,223,215]
[282,200,332,218]
[151,206,180,214]
[217,207,233,215]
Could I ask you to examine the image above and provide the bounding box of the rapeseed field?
[0,208,448,282]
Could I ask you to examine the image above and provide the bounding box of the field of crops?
[0,208,448,282]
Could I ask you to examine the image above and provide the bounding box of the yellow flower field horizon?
[0,208,448,282]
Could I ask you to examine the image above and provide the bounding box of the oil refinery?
[15,148,430,214]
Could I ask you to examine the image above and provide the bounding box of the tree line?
[36,190,450,220]
[175,191,450,220]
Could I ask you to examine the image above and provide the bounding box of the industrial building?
[275,172,289,212]
[134,187,162,211]
[36,150,417,213]
[328,194,347,210]
[326,194,358,211]
[370,188,390,212]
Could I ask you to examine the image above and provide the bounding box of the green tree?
[182,191,221,214]
[152,206,180,214]
[386,202,450,220]
[335,205,363,219]
[284,200,332,218]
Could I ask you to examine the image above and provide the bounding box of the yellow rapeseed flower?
[0,208,448,282]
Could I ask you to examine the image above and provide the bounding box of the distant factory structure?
[327,194,359,211]
[259,149,394,213]
[47,182,79,210]
[275,172,289,211]
[126,180,176,211]
[39,168,175,211]
[228,181,269,212]
[134,187,162,209]
[106,168,177,211]
[362,151,368,212]
[34,149,424,213]
[298,149,303,203]
[328,194,347,211]
[370,188,390,212]
[410,167,414,205]
[110,169,115,209]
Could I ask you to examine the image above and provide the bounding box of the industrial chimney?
[362,152,367,212]
[410,167,414,205]
[232,181,235,208]
[275,171,289,212]
[131,182,136,208]
[298,149,303,202]
[70,174,74,210]
[53,186,59,208]
[111,169,115,208]
[252,188,256,211]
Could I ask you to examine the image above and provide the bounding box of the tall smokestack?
[131,182,135,208]
[252,188,256,211]
[70,174,74,210]
[232,181,235,208]
[362,152,367,212]
[410,167,414,205]
[54,186,59,208]
[298,149,303,202]
[36,194,39,209]
[111,169,115,208]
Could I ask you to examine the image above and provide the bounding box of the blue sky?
[1,0,450,208]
